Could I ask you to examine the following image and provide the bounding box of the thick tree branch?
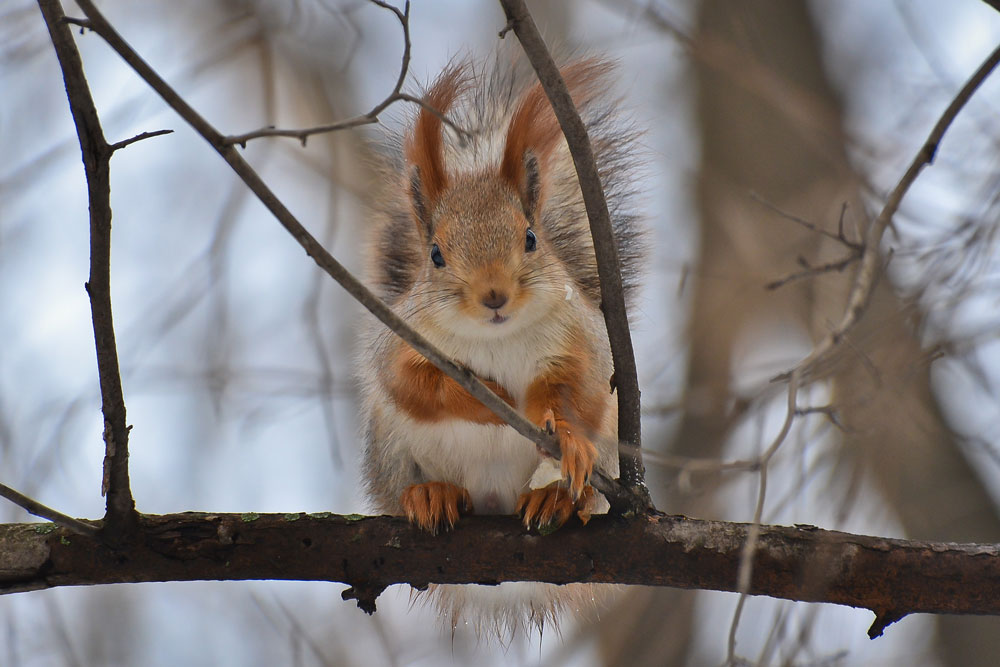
[2,512,999,638]
[498,0,646,497]
[37,0,136,540]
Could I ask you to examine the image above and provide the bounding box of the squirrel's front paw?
[401,482,473,534]
[539,409,597,500]
[517,483,596,531]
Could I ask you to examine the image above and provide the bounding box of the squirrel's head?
[402,59,610,336]
[412,169,552,336]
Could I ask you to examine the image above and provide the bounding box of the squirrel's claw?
[556,425,597,501]
[401,482,472,534]
[534,410,597,500]
[542,408,556,435]
[517,483,596,531]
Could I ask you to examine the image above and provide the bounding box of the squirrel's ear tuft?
[405,62,468,235]
[499,59,613,216]
[409,167,431,238]
[521,151,541,222]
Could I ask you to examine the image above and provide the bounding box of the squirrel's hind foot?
[516,483,596,531]
[401,482,473,534]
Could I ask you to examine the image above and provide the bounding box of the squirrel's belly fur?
[357,48,643,640]
[377,412,538,515]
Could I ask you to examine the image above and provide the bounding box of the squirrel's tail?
[418,581,617,642]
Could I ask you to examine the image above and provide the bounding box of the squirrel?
[357,51,645,637]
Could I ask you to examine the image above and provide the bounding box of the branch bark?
[498,0,646,495]
[2,512,999,638]
[37,0,136,540]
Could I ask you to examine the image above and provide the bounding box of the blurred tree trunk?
[597,1,1000,665]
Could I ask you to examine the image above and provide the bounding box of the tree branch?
[0,483,99,537]
[109,128,173,153]
[497,0,647,497]
[2,511,999,638]
[780,41,1000,382]
[222,1,470,148]
[37,0,136,540]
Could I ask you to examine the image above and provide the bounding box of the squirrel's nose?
[481,290,508,310]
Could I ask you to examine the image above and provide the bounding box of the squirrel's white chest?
[404,421,537,514]
[398,325,563,513]
[434,322,564,399]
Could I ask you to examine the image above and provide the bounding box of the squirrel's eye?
[525,228,537,253]
[430,243,446,268]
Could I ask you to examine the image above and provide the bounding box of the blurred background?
[3,0,1000,664]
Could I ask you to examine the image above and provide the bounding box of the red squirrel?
[358,52,644,636]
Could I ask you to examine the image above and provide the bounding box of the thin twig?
[795,404,847,431]
[109,128,173,153]
[38,0,136,540]
[0,482,99,537]
[69,0,640,513]
[727,371,801,664]
[749,191,861,250]
[498,0,648,498]
[777,42,1000,382]
[60,16,90,30]
[749,192,864,290]
[222,2,470,148]
[725,40,1000,661]
[765,252,861,290]
[640,450,759,474]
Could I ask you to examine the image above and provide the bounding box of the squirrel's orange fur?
[404,63,467,211]
[499,60,613,201]
[358,50,644,639]
[388,343,515,424]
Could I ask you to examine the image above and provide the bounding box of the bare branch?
[226,117,378,148]
[722,41,1000,656]
[795,404,847,431]
[38,0,136,540]
[780,42,1000,382]
[222,1,470,148]
[68,0,640,514]
[728,372,801,663]
[60,16,91,31]
[498,0,647,498]
[765,252,861,290]
[749,191,862,250]
[749,193,864,290]
[2,511,1000,638]
[0,483,99,537]
[109,128,173,153]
